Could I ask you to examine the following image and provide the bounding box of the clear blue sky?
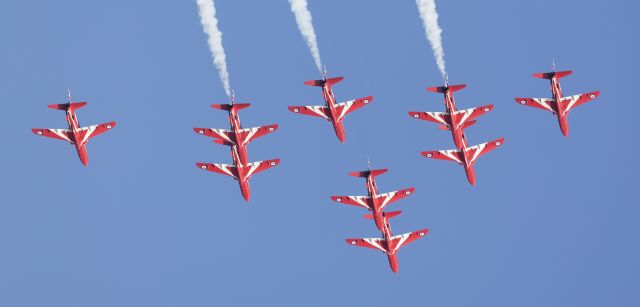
[0,0,638,306]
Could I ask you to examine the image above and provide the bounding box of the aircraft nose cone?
[240,182,251,202]
[77,147,89,166]
[465,167,476,186]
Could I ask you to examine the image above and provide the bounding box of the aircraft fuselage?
[321,83,346,143]
[549,76,570,136]
[64,107,89,165]
[364,174,387,232]
[443,90,468,149]
[381,217,400,273]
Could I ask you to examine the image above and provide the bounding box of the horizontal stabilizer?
[533,70,572,79]
[213,139,234,146]
[460,120,477,129]
[348,168,388,178]
[211,103,251,111]
[48,102,87,111]
[363,210,402,220]
[304,77,344,87]
[427,84,466,93]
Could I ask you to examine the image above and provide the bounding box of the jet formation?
[31,64,600,273]
[32,90,116,166]
[515,62,600,136]
[409,77,505,186]
[288,67,373,143]
[194,91,280,201]
[333,167,428,273]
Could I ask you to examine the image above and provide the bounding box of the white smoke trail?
[196,0,231,97]
[288,0,323,73]
[416,0,447,79]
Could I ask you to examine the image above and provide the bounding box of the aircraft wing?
[330,195,372,210]
[345,237,388,252]
[560,91,600,115]
[453,104,494,127]
[243,159,280,178]
[196,162,238,179]
[335,96,373,121]
[32,128,73,143]
[465,138,505,164]
[288,105,331,120]
[375,188,415,211]
[408,111,451,127]
[193,127,235,144]
[237,124,278,147]
[514,97,556,113]
[389,228,429,254]
[421,149,464,164]
[77,122,116,145]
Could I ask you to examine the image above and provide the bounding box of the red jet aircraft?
[515,62,600,136]
[346,210,428,273]
[422,137,505,186]
[194,93,279,201]
[330,168,415,232]
[32,90,116,166]
[409,78,493,149]
[288,68,373,143]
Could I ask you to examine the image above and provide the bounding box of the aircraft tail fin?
[304,77,344,87]
[363,210,402,220]
[533,70,572,79]
[427,84,466,93]
[211,103,251,111]
[48,102,87,111]
[348,168,388,178]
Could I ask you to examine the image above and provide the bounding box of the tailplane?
[427,84,466,94]
[211,103,251,111]
[533,70,572,79]
[348,168,388,178]
[48,102,87,111]
[363,210,402,220]
[304,77,344,87]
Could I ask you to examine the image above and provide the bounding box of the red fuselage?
[320,82,347,143]
[227,107,249,163]
[64,107,89,165]
[226,107,252,201]
[380,217,400,273]
[441,89,468,150]
[364,174,388,232]
[548,76,571,136]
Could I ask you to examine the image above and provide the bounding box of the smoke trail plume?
[196,0,231,97]
[288,0,323,73]
[416,0,447,79]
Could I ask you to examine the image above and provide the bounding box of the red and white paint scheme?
[330,168,415,233]
[409,77,493,150]
[31,90,116,166]
[288,67,373,143]
[346,210,428,273]
[422,138,505,186]
[193,91,278,163]
[194,92,280,201]
[514,62,600,136]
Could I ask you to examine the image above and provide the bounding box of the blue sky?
[0,0,638,306]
